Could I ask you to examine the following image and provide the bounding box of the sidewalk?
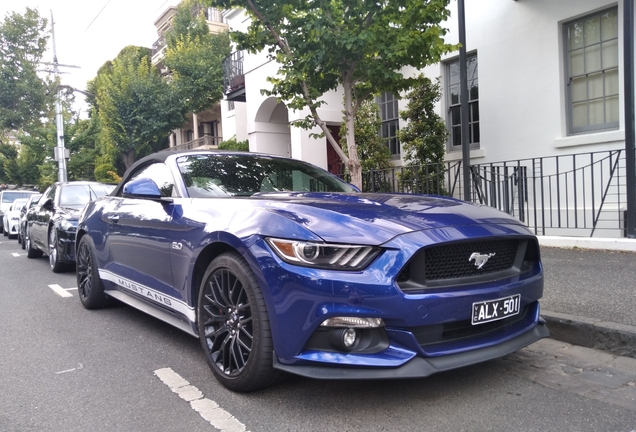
[537,237,636,359]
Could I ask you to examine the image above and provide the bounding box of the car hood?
[56,206,82,220]
[247,192,529,245]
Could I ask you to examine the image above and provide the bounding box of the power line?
[84,0,112,32]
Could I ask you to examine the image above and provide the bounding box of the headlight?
[58,219,77,231]
[266,238,381,270]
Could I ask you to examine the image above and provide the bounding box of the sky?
[1,0,182,113]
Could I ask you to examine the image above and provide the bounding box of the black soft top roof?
[111,149,254,196]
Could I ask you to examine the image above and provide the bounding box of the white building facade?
[221,0,634,236]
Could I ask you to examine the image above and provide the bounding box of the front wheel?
[49,229,66,273]
[197,252,281,392]
[76,235,111,309]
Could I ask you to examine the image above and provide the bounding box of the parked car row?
[1,182,114,273]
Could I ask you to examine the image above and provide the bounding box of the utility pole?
[49,11,80,183]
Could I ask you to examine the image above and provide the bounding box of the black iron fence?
[357,149,628,238]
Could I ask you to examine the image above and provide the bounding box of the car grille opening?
[411,303,533,348]
[397,237,539,292]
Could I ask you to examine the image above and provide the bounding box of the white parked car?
[3,198,29,239]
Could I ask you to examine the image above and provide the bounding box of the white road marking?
[154,368,248,432]
[55,363,83,375]
[11,253,24,257]
[48,284,73,298]
[65,287,78,291]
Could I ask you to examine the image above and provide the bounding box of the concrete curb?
[541,310,636,359]
[538,235,636,252]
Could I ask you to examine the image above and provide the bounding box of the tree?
[399,75,449,194]
[163,1,231,115]
[340,98,391,172]
[0,8,51,131]
[205,0,455,188]
[91,46,184,169]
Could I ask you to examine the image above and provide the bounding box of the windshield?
[10,199,29,211]
[177,154,356,198]
[59,184,115,208]
[2,192,36,203]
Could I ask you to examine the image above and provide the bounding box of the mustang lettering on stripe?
[98,269,195,322]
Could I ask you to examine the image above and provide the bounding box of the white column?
[169,133,175,148]
[174,129,183,146]
[193,113,200,139]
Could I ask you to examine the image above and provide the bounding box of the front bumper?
[274,320,549,379]
[249,223,546,373]
[56,228,77,262]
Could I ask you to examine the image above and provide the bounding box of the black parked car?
[18,193,41,247]
[25,182,115,272]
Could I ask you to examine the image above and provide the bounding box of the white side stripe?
[99,269,196,322]
[154,368,248,432]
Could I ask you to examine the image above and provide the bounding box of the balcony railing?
[223,51,246,102]
[162,135,222,152]
[349,149,629,238]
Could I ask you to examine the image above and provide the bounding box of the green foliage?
[94,163,121,184]
[204,0,455,189]
[91,46,184,169]
[340,99,391,172]
[163,1,231,115]
[0,8,52,131]
[399,75,449,194]
[218,137,249,151]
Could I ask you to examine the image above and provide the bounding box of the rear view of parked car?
[25,182,115,272]
[3,198,29,239]
[0,190,39,234]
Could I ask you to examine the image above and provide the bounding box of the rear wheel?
[25,227,43,259]
[197,252,281,392]
[76,235,111,309]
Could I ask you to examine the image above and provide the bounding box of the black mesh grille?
[423,239,518,280]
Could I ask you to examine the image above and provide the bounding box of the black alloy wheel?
[198,252,281,392]
[76,235,110,309]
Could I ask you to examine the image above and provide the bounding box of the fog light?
[343,328,357,348]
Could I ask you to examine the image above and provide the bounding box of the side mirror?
[122,177,163,200]
[41,198,53,209]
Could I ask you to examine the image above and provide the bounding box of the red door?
[326,126,344,176]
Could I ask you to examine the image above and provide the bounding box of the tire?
[49,228,66,273]
[197,252,282,392]
[25,228,43,259]
[76,235,111,309]
[20,228,25,249]
[17,230,21,244]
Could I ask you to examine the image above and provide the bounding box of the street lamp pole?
[624,0,635,238]
[458,0,471,202]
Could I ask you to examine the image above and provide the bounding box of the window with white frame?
[446,54,479,149]
[564,7,619,134]
[376,92,400,157]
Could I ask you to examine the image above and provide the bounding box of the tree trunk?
[343,79,362,189]
[122,150,136,171]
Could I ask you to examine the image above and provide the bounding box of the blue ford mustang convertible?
[76,150,549,391]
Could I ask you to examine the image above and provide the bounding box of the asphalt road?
[541,247,636,327]
[0,238,635,432]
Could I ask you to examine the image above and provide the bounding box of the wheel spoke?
[203,304,225,322]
